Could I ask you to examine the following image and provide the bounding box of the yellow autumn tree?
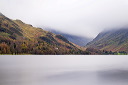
[0,43,11,54]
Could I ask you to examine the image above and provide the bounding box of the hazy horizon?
[0,0,128,38]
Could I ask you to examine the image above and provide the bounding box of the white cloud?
[0,0,128,38]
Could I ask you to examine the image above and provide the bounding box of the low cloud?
[0,0,128,38]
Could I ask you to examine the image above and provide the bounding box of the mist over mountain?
[0,12,4,16]
[0,13,87,54]
[86,28,128,53]
[0,12,128,55]
[44,28,92,46]
[1,0,128,38]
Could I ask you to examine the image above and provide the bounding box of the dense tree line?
[0,38,88,55]
[0,39,127,55]
[86,47,127,55]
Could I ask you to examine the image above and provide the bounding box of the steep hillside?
[0,13,85,54]
[86,28,128,53]
[44,28,92,46]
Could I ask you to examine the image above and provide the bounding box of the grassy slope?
[0,14,84,54]
[86,29,128,52]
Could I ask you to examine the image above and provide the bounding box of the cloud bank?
[0,0,128,38]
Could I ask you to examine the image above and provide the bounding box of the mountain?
[0,13,86,54]
[0,12,4,16]
[86,28,128,53]
[44,28,92,46]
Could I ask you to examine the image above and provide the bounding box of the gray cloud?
[0,0,128,38]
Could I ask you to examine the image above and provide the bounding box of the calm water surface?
[0,55,128,85]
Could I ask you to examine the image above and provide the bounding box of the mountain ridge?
[86,28,128,53]
[0,13,87,54]
[44,28,92,46]
[0,13,127,55]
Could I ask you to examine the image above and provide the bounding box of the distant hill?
[0,13,86,54]
[86,28,128,53]
[44,28,92,46]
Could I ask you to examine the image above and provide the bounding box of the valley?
[0,13,128,55]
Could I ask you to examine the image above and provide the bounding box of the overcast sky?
[0,0,128,38]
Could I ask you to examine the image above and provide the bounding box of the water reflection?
[0,55,128,85]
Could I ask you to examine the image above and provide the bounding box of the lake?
[0,55,128,85]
